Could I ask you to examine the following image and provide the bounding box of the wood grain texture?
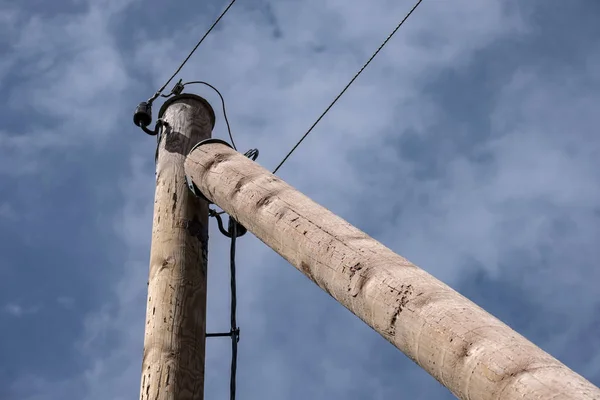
[140,96,213,400]
[185,143,600,400]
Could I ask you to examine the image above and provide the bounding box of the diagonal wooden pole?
[184,141,600,400]
[139,94,214,400]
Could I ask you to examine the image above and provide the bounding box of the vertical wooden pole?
[139,94,215,400]
[184,142,600,400]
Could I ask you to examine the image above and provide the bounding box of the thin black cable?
[184,81,237,150]
[148,0,238,104]
[272,0,424,174]
[206,212,241,400]
[229,221,238,400]
[204,148,258,399]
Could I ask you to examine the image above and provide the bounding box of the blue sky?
[1,0,599,399]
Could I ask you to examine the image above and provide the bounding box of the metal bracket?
[206,328,240,342]
[160,79,186,99]
[189,137,233,155]
[184,175,211,203]
[171,80,185,96]
[185,138,234,203]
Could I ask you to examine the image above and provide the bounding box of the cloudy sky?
[1,0,600,399]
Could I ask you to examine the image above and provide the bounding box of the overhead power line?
[182,81,238,150]
[148,0,239,104]
[272,0,424,174]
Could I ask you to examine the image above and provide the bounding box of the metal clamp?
[185,175,208,201]
[206,328,240,342]
[185,138,234,203]
[189,138,233,155]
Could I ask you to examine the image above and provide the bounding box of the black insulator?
[133,101,152,127]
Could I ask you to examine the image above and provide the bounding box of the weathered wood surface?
[185,143,600,400]
[140,95,214,400]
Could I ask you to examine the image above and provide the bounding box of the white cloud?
[3,302,40,317]
[92,1,532,399]
[0,1,135,176]
[4,0,600,399]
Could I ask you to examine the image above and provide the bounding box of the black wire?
[205,145,258,399]
[206,212,241,400]
[229,222,238,400]
[148,0,239,104]
[184,81,237,150]
[271,0,424,174]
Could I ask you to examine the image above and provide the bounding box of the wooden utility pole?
[184,142,600,400]
[139,94,214,400]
